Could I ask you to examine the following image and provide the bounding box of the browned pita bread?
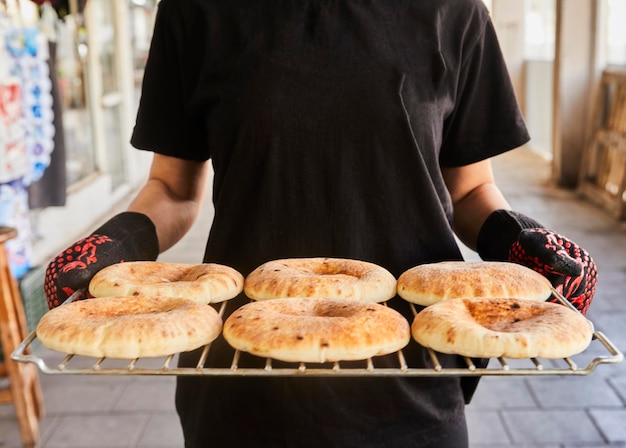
[36,296,222,359]
[244,257,396,302]
[89,261,244,304]
[411,297,592,359]
[397,261,552,306]
[223,297,410,363]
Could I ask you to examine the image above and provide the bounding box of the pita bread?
[89,261,244,304]
[397,261,552,306]
[244,257,397,302]
[411,297,592,359]
[223,297,410,363]
[36,296,222,359]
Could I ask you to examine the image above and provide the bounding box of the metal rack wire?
[11,289,623,377]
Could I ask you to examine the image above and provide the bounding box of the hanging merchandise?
[28,2,68,208]
[0,180,33,279]
[0,78,28,182]
[29,0,88,19]
[4,25,56,186]
[0,18,55,278]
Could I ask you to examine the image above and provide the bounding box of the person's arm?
[127,153,211,252]
[44,153,210,308]
[442,159,510,251]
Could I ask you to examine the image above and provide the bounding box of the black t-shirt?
[131,0,529,446]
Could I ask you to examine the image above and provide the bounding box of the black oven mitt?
[44,212,159,309]
[476,209,597,315]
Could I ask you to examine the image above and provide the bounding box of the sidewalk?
[1,146,625,447]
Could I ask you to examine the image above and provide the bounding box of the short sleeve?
[440,19,530,167]
[130,0,210,161]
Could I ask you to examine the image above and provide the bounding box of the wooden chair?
[578,69,626,220]
[0,226,44,447]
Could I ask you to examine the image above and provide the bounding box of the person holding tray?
[44,0,597,446]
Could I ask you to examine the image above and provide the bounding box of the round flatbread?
[397,261,552,306]
[223,297,410,363]
[36,296,223,359]
[244,257,397,302]
[89,261,244,304]
[411,297,593,359]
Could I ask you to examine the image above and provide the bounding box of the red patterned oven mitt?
[476,210,597,315]
[44,212,159,308]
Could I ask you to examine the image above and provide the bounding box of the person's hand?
[477,210,597,315]
[44,212,159,309]
[508,228,597,314]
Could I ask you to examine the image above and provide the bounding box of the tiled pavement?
[1,146,625,447]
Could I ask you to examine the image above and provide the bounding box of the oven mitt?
[476,209,597,315]
[44,212,159,309]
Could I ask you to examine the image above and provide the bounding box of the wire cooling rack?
[11,289,623,377]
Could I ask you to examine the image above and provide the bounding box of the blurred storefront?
[0,0,157,278]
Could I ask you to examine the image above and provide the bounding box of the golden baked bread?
[411,297,592,359]
[223,297,410,363]
[36,296,223,359]
[89,261,244,304]
[244,257,397,302]
[397,261,552,306]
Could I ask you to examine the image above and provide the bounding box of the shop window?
[129,0,157,93]
[89,0,127,186]
[606,0,626,66]
[53,10,97,187]
[521,0,556,158]
[524,0,556,61]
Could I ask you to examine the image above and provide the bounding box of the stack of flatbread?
[37,261,244,359]
[224,257,410,363]
[397,261,593,359]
